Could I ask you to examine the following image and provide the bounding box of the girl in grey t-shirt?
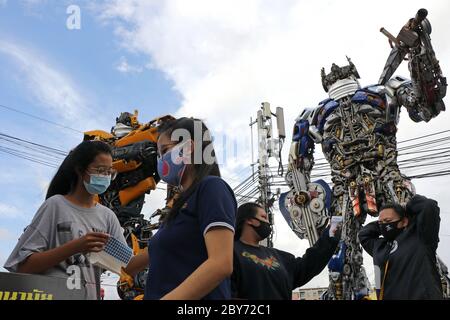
[4,141,127,300]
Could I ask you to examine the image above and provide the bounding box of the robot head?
[116,112,135,126]
[321,57,361,100]
[112,111,139,138]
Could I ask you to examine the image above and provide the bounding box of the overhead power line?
[0,104,84,134]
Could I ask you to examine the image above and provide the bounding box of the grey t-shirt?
[4,195,126,300]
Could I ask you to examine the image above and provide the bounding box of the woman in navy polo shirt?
[123,117,237,300]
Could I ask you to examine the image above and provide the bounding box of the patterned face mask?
[157,140,191,187]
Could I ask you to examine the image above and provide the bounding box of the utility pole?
[249,102,286,247]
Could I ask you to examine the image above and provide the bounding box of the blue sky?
[0,1,181,268]
[1,0,450,297]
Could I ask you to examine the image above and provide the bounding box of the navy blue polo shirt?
[144,176,237,300]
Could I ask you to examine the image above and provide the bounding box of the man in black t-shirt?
[231,202,339,300]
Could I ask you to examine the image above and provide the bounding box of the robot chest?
[322,103,386,143]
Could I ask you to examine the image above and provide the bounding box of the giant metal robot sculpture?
[279,9,449,299]
[84,111,176,300]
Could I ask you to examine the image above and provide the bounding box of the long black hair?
[235,202,263,240]
[46,140,112,200]
[159,117,221,222]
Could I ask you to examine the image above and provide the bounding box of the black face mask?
[251,218,272,240]
[379,220,404,241]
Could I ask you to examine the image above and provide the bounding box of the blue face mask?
[157,141,189,187]
[83,174,111,195]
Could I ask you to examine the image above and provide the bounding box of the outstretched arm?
[383,9,446,123]
[292,226,339,288]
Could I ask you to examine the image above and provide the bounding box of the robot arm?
[287,108,317,193]
[280,107,331,246]
[385,74,445,123]
[381,9,446,123]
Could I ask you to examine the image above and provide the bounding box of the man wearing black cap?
[231,202,339,300]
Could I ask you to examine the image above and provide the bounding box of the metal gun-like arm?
[380,8,447,123]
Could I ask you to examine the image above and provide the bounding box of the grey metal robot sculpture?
[279,9,447,299]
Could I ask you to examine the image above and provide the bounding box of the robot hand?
[118,267,134,291]
[279,179,332,245]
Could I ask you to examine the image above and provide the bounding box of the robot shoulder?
[352,84,388,109]
[315,98,339,134]
[384,75,411,98]
[295,98,336,124]
[362,84,386,95]
[293,99,338,143]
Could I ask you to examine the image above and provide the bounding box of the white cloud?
[0,40,83,119]
[116,56,144,74]
[18,0,49,18]
[32,167,52,199]
[97,0,450,290]
[0,40,107,131]
[20,0,46,5]
[19,0,48,10]
[0,203,25,219]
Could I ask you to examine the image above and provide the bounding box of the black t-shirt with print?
[231,228,338,300]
